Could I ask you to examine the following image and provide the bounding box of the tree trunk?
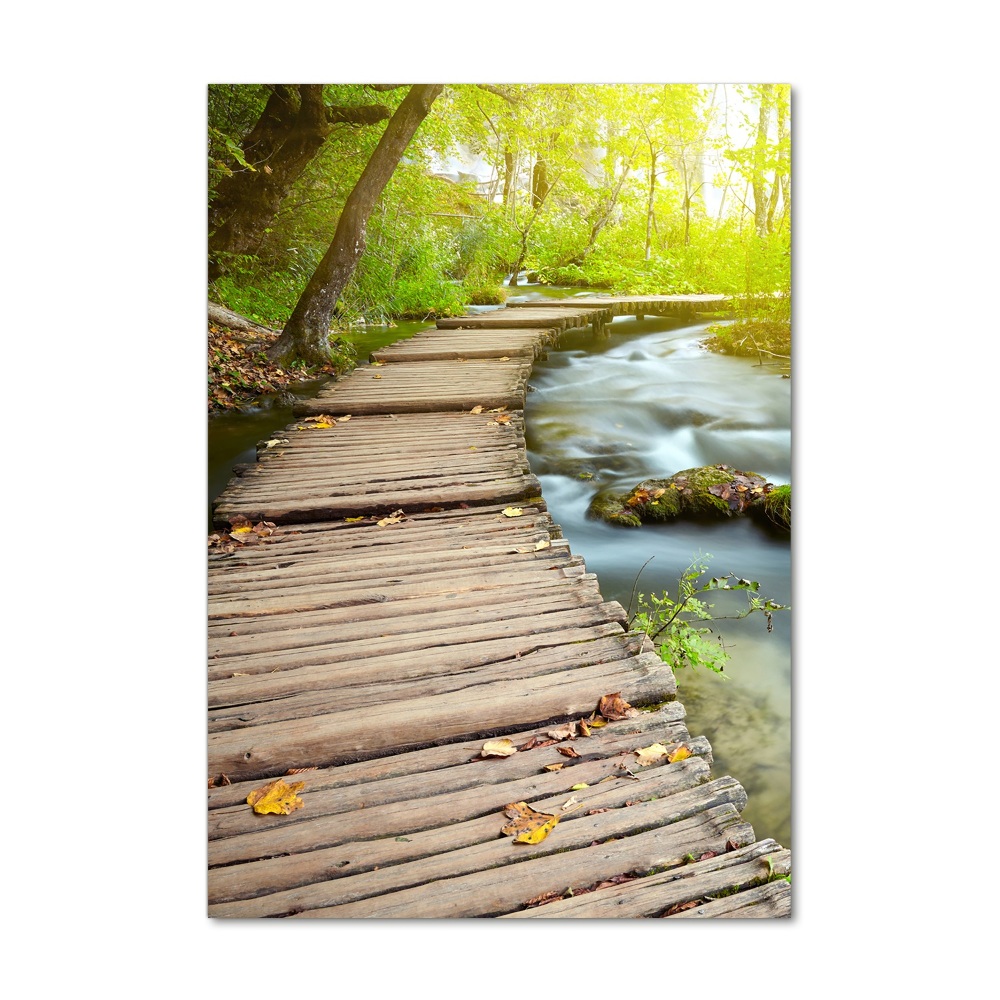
[765,91,787,233]
[752,84,774,238]
[531,155,549,210]
[645,148,657,261]
[208,85,390,282]
[502,147,515,218]
[266,85,443,366]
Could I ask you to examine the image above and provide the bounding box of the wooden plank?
[208,706,688,821]
[209,717,707,867]
[210,768,740,915]
[290,810,754,918]
[500,841,789,918]
[664,880,792,918]
[372,327,559,362]
[209,631,644,719]
[435,307,606,331]
[505,294,729,313]
[211,412,544,527]
[207,650,674,779]
[292,358,532,416]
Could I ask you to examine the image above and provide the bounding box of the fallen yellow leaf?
[502,507,523,517]
[502,801,560,844]
[668,745,693,763]
[481,738,517,758]
[534,539,551,550]
[470,405,484,414]
[344,516,366,523]
[634,742,671,766]
[246,779,305,816]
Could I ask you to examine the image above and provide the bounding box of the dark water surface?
[207,292,792,848]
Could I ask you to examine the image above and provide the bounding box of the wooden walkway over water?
[208,295,790,918]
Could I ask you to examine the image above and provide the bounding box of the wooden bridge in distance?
[208,294,791,918]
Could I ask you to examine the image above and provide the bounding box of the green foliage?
[210,259,304,327]
[207,83,792,332]
[629,555,788,677]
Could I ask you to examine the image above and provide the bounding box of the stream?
[207,286,792,849]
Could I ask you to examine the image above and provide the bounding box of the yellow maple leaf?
[246,779,305,816]
[668,744,692,763]
[502,507,523,518]
[502,802,560,845]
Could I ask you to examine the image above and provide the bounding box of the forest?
[207,83,790,411]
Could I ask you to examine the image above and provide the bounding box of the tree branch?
[475,84,518,104]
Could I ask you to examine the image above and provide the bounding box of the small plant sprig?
[627,554,788,677]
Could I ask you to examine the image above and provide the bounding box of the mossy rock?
[753,483,791,531]
[588,466,790,531]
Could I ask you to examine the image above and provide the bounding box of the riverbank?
[208,322,351,414]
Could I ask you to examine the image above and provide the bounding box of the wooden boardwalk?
[208,297,791,918]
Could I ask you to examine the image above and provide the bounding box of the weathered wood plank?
[207,705,688,815]
[435,307,605,331]
[212,412,542,527]
[501,841,789,918]
[210,769,740,915]
[290,809,754,918]
[207,650,674,779]
[664,880,792,918]
[292,359,533,416]
[209,728,712,872]
[372,327,559,363]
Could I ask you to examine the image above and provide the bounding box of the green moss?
[589,467,741,526]
[760,484,791,530]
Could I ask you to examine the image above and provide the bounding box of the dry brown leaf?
[542,763,564,772]
[597,692,635,721]
[663,900,701,916]
[557,746,581,758]
[470,405,484,414]
[246,779,305,816]
[547,723,576,740]
[286,767,319,775]
[519,735,557,751]
[376,509,406,527]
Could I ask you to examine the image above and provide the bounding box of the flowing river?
[208,286,792,849]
